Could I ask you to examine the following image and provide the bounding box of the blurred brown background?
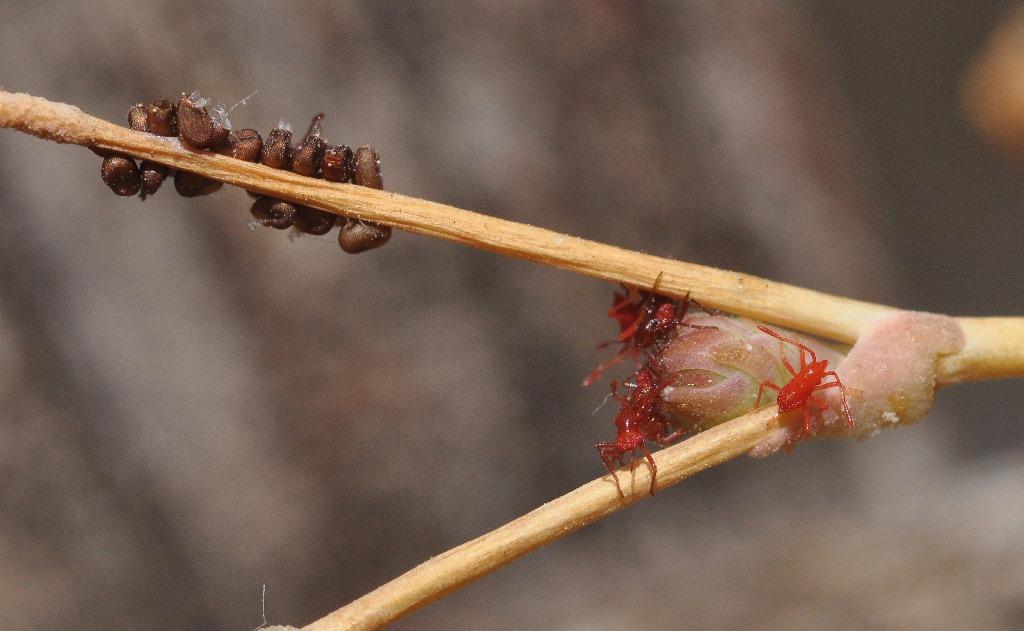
[2,2,1024,629]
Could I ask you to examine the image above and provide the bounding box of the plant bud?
[654,314,847,432]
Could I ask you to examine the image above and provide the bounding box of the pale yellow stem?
[938,317,1024,385]
[0,90,891,343]
[301,407,777,631]
[5,91,1021,383]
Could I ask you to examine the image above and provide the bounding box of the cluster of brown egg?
[97,92,391,253]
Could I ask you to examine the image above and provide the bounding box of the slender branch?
[301,407,777,631]
[0,90,890,342]
[6,90,1022,383]
[938,317,1024,385]
[5,91,1023,383]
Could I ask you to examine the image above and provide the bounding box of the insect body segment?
[595,364,682,495]
[755,325,855,438]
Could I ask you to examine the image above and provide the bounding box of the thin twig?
[301,407,777,631]
[0,90,889,340]
[5,91,1024,381]
[938,317,1024,385]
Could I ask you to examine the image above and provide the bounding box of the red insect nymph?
[755,325,855,438]
[595,365,682,494]
[584,286,703,386]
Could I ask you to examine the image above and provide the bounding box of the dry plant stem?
[301,407,777,631]
[4,91,1024,382]
[0,91,884,340]
[938,317,1024,385]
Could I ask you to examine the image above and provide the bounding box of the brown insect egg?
[128,104,148,132]
[290,134,325,177]
[173,170,223,197]
[339,145,390,252]
[261,126,292,169]
[250,196,298,229]
[290,113,326,177]
[352,145,383,190]
[138,161,169,199]
[146,99,177,136]
[338,219,391,253]
[101,155,142,196]
[321,145,355,182]
[208,105,231,148]
[216,128,263,162]
[294,206,336,235]
[176,92,218,148]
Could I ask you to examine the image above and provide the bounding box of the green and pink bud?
[655,314,847,432]
[653,310,966,457]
